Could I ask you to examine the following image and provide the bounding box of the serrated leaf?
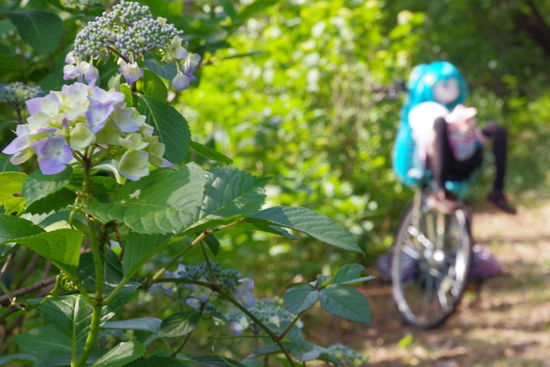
[22,167,75,214]
[319,285,371,323]
[290,340,327,362]
[283,284,319,314]
[123,232,170,276]
[245,207,364,254]
[137,95,191,164]
[236,223,297,239]
[91,341,145,367]
[29,287,136,344]
[190,141,233,165]
[88,164,207,235]
[0,172,26,214]
[125,356,190,367]
[332,264,366,284]
[16,228,83,276]
[333,276,375,286]
[190,356,248,367]
[77,249,124,291]
[15,325,77,356]
[0,215,44,243]
[240,360,263,367]
[101,317,162,334]
[7,11,63,55]
[158,310,200,338]
[200,168,270,220]
[143,70,168,102]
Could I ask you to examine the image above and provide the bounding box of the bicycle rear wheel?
[391,200,472,329]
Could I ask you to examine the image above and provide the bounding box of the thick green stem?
[155,279,297,367]
[170,326,194,357]
[76,156,104,367]
[76,304,101,367]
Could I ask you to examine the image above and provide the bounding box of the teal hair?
[393,61,468,185]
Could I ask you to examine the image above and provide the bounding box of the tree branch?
[0,276,57,306]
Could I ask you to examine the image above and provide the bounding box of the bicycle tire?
[391,201,473,329]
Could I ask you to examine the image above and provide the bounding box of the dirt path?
[309,201,550,366]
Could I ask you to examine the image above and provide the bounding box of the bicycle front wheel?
[391,203,473,329]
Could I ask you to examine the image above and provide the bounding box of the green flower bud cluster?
[60,0,100,10]
[73,0,185,63]
[326,344,368,366]
[0,82,44,109]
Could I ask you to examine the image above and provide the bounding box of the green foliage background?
[2,0,550,357]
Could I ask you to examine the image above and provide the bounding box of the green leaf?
[29,287,136,343]
[238,1,278,21]
[239,360,263,367]
[121,84,134,107]
[0,172,26,214]
[190,141,233,165]
[16,229,83,276]
[203,233,220,256]
[157,310,200,338]
[319,284,371,323]
[143,58,177,81]
[76,249,124,291]
[22,167,75,214]
[7,11,63,55]
[332,264,366,284]
[217,0,238,20]
[91,341,145,367]
[0,354,37,365]
[189,356,247,367]
[290,340,327,362]
[35,348,108,367]
[0,215,44,243]
[137,94,191,164]
[143,70,168,102]
[0,154,19,172]
[245,207,364,254]
[0,54,20,70]
[200,168,270,220]
[88,164,207,235]
[248,342,296,358]
[123,232,170,276]
[101,317,162,334]
[236,223,296,239]
[15,325,76,356]
[108,74,122,92]
[283,284,319,314]
[126,356,189,367]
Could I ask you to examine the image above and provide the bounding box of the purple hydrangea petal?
[85,100,114,133]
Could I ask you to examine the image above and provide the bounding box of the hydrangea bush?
[0,2,373,367]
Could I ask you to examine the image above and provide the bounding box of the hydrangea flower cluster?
[225,298,301,336]
[1,82,171,178]
[326,344,368,366]
[151,262,255,313]
[0,82,44,110]
[66,0,200,90]
[60,0,100,10]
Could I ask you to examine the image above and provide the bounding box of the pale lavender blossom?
[172,54,201,92]
[31,135,73,175]
[118,60,143,85]
[26,91,61,117]
[85,100,114,133]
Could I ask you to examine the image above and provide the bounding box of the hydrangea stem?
[155,278,297,367]
[200,243,216,282]
[76,157,104,367]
